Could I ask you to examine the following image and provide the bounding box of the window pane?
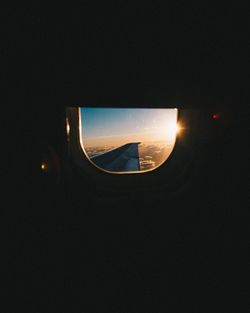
[79,108,179,174]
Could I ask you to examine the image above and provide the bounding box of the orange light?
[170,122,182,136]
[66,117,70,137]
[175,122,181,135]
[41,162,47,171]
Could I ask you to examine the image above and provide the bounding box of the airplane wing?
[90,143,141,172]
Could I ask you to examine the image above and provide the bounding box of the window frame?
[66,106,196,193]
[78,107,179,175]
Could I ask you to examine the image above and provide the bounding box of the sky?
[80,108,178,147]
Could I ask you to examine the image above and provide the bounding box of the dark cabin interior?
[5,3,249,312]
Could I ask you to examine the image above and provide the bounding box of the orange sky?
[80,108,178,148]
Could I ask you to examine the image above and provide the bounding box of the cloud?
[141,160,155,165]
[140,160,156,170]
[85,145,115,157]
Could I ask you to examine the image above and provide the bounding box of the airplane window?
[79,107,180,174]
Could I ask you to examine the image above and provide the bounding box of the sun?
[167,122,181,136]
[155,121,181,141]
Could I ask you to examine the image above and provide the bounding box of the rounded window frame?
[66,106,194,193]
[78,107,179,175]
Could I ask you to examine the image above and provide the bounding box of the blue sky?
[80,107,178,146]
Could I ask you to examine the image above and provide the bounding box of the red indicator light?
[212,113,221,120]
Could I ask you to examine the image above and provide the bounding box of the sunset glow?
[79,107,179,173]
